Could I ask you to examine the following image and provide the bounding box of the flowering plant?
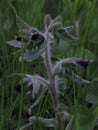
[7,14,90,130]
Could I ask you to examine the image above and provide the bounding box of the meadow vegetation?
[0,0,98,130]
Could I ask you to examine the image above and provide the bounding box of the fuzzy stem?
[43,30,63,130]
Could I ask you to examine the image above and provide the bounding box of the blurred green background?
[0,0,98,130]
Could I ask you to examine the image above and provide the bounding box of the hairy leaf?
[44,14,52,27]
[48,21,62,31]
[58,26,74,33]
[27,88,47,115]
[64,25,74,32]
[53,16,62,23]
[64,31,79,41]
[72,74,91,85]
[10,73,49,97]
[29,116,56,127]
[7,40,23,48]
[57,26,78,41]
[53,58,87,75]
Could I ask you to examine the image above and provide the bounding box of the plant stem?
[43,31,63,129]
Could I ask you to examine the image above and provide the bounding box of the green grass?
[0,0,98,130]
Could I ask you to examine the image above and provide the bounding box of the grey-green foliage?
[7,14,96,130]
